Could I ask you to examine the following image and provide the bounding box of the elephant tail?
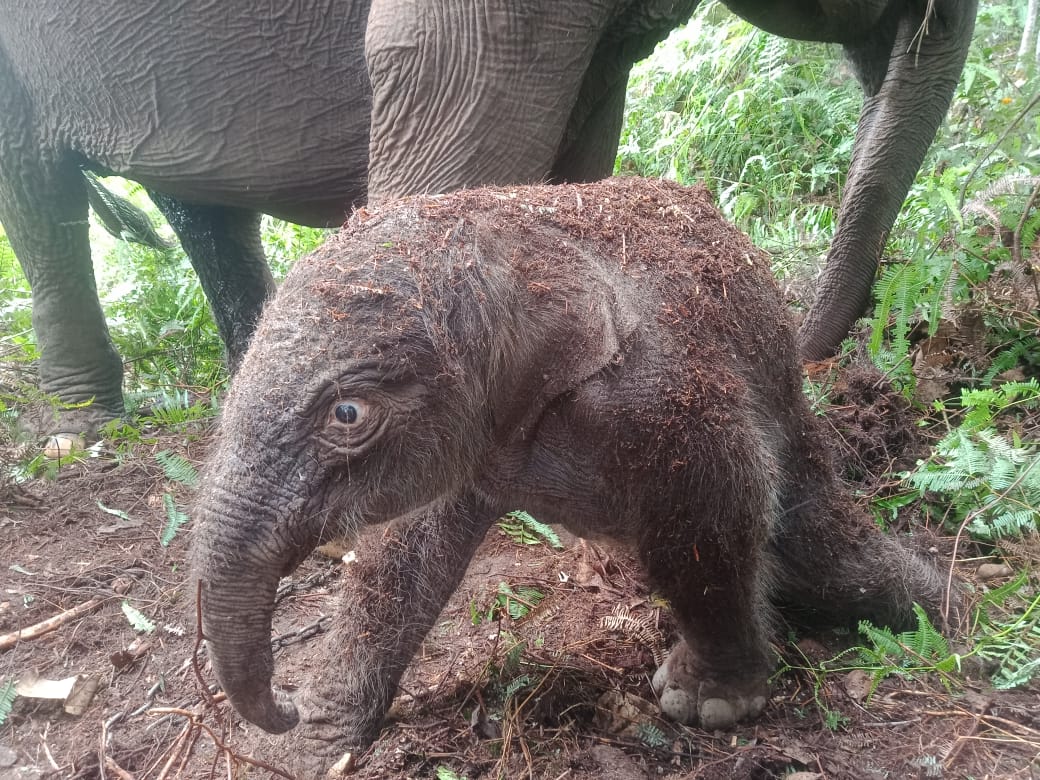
[83,171,173,250]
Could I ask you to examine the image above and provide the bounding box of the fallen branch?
[103,755,136,780]
[0,597,105,651]
[148,707,295,779]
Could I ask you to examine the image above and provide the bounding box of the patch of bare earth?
[0,401,1036,779]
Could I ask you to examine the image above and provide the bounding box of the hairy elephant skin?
[0,1,371,435]
[365,0,978,361]
[192,177,957,777]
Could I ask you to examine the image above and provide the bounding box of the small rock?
[42,434,84,460]
[594,690,658,737]
[843,669,873,702]
[977,563,1014,580]
[0,747,17,768]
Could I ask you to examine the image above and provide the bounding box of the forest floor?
[1,364,1039,780]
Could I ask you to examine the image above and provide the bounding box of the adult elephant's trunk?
[798,0,977,361]
[192,473,306,734]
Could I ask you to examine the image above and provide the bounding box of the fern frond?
[0,680,15,726]
[121,601,156,633]
[601,604,667,665]
[154,450,199,487]
[908,604,950,659]
[502,674,533,701]
[857,622,904,661]
[160,493,190,546]
[638,722,670,749]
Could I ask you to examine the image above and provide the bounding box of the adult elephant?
[364,0,979,360]
[0,1,371,435]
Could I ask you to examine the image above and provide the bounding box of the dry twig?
[0,597,105,650]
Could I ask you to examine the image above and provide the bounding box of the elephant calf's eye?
[334,403,360,424]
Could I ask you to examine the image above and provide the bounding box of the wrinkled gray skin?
[0,1,370,434]
[365,0,979,360]
[6,0,977,437]
[192,178,956,777]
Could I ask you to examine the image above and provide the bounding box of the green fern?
[144,395,214,428]
[121,601,156,633]
[973,579,1040,690]
[910,381,1040,539]
[638,722,670,749]
[868,261,929,375]
[982,340,1040,385]
[494,582,545,622]
[0,679,16,726]
[497,510,564,550]
[154,450,199,487]
[502,674,533,702]
[911,427,1040,539]
[160,492,190,546]
[851,604,960,697]
[958,380,1040,431]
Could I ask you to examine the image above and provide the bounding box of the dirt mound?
[817,362,922,483]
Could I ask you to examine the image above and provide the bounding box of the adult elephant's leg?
[798,0,978,360]
[0,161,125,434]
[147,194,274,372]
[551,0,701,182]
[364,0,604,201]
[551,72,630,182]
[365,0,699,200]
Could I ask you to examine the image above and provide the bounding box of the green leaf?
[154,450,199,487]
[121,601,156,634]
[638,721,670,749]
[97,501,132,522]
[160,493,190,546]
[497,510,564,550]
[0,680,16,726]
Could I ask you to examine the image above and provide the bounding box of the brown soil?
[1,403,1038,780]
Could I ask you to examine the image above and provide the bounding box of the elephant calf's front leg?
[287,497,493,775]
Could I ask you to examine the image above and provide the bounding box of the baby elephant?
[192,177,952,775]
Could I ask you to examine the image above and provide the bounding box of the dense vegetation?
[0,0,1038,708]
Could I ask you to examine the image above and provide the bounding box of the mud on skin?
[191,177,961,777]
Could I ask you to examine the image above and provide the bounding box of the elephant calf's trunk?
[199,581,301,732]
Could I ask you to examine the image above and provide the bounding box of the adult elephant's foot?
[652,641,769,730]
[18,400,121,444]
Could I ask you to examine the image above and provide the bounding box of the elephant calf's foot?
[652,641,769,730]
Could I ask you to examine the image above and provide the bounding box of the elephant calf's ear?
[544,287,626,399]
[524,265,643,417]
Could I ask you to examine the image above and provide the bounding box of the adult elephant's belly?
[7,0,372,226]
[104,97,371,228]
